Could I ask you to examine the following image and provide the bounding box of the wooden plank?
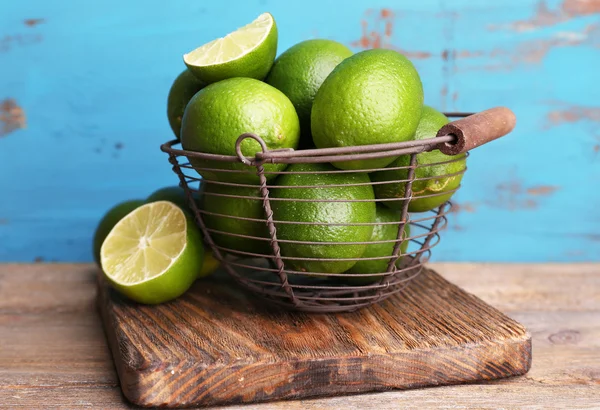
[262,385,600,409]
[1,310,596,389]
[0,263,598,409]
[98,266,531,407]
[435,263,600,312]
[1,384,599,409]
[0,386,126,409]
[0,312,118,387]
[3,263,598,313]
[0,263,98,313]
[0,264,119,388]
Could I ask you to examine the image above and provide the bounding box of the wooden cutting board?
[97,266,531,408]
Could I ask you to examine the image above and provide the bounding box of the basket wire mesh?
[161,110,511,312]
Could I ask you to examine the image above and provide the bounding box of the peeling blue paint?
[0,0,598,262]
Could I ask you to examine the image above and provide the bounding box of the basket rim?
[161,112,474,165]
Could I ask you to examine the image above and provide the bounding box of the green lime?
[183,12,277,84]
[181,77,300,183]
[198,250,220,278]
[372,106,467,212]
[148,185,221,276]
[265,39,352,145]
[147,186,197,210]
[92,199,144,265]
[311,49,423,170]
[271,163,376,274]
[148,185,220,276]
[166,70,204,140]
[345,205,410,283]
[200,183,270,255]
[100,201,204,304]
[146,183,220,278]
[94,190,217,277]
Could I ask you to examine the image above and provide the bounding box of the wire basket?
[161,107,516,312]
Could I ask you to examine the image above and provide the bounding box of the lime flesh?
[183,12,278,84]
[93,200,144,265]
[100,201,203,304]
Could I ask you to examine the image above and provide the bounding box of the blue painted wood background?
[1,0,599,262]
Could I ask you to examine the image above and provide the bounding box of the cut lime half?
[183,12,278,83]
[93,199,144,265]
[100,201,203,304]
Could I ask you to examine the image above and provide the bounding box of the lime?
[93,200,144,265]
[147,186,197,210]
[183,12,277,84]
[372,106,467,212]
[265,39,352,145]
[198,250,220,278]
[181,77,300,183]
[148,185,220,276]
[270,163,376,274]
[94,189,217,277]
[100,201,203,304]
[166,70,204,140]
[200,183,270,255]
[311,49,423,170]
[345,205,410,283]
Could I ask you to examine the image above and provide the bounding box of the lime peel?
[184,13,274,66]
[183,12,278,83]
[100,200,203,304]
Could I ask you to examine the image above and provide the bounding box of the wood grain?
[2,384,599,410]
[98,265,531,408]
[1,263,599,409]
[433,263,600,312]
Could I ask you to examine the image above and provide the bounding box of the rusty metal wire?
[161,112,473,312]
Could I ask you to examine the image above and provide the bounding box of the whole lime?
[181,77,300,183]
[146,186,195,210]
[93,199,144,265]
[265,39,352,145]
[200,183,270,255]
[166,70,204,140]
[372,106,467,212]
[198,249,220,278]
[345,205,410,283]
[311,49,423,170]
[270,163,376,274]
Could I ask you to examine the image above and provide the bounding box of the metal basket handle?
[436,107,516,155]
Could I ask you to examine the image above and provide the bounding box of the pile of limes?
[95,12,466,304]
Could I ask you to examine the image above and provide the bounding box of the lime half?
[100,201,203,304]
[183,12,278,84]
[93,199,144,265]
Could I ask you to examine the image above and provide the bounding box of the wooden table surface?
[1,263,598,409]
